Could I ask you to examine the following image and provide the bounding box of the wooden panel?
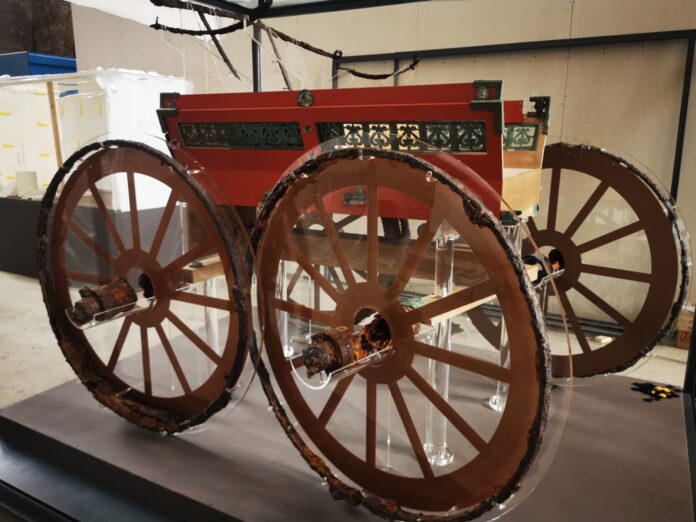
[571,0,696,37]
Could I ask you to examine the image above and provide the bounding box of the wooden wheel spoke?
[107,317,132,370]
[571,280,631,328]
[164,239,216,274]
[155,324,192,395]
[89,183,126,254]
[564,181,609,238]
[526,217,540,237]
[275,298,334,326]
[286,241,341,302]
[367,180,378,284]
[166,310,223,365]
[546,167,561,231]
[315,197,356,286]
[317,374,355,427]
[68,221,112,265]
[388,382,434,479]
[366,379,376,467]
[66,271,110,285]
[409,340,511,382]
[169,291,235,311]
[140,326,152,395]
[334,214,360,230]
[387,213,444,299]
[403,279,496,325]
[577,221,643,254]
[557,290,591,354]
[406,367,486,452]
[127,171,141,251]
[150,190,179,258]
[580,263,652,283]
[286,265,304,296]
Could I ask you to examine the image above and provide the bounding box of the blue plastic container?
[0,51,76,77]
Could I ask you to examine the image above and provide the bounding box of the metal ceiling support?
[198,12,241,80]
[252,24,262,92]
[341,29,696,63]
[671,34,694,199]
[195,0,423,19]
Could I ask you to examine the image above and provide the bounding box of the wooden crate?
[676,304,694,350]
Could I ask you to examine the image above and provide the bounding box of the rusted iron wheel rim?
[470,143,688,378]
[37,140,251,433]
[252,148,550,521]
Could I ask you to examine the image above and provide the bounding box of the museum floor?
[0,269,692,520]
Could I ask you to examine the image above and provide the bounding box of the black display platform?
[0,373,692,521]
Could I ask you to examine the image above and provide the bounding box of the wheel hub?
[331,283,414,383]
[530,229,581,292]
[112,250,170,327]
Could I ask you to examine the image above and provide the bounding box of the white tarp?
[0,69,192,209]
[67,0,230,30]
[67,0,342,28]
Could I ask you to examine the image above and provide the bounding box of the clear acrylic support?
[204,277,220,355]
[278,260,294,357]
[423,232,456,466]
[65,295,155,330]
[288,345,394,390]
[488,322,511,412]
[489,219,525,412]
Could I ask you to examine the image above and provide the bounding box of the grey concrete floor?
[0,272,77,409]
[0,270,689,410]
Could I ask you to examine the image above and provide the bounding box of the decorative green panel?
[317,121,487,153]
[503,123,539,151]
[178,122,304,149]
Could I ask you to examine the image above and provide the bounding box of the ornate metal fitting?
[317,121,487,153]
[527,96,551,134]
[178,122,304,150]
[475,85,490,100]
[473,80,502,101]
[297,89,314,107]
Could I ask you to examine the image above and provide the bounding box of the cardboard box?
[676,304,694,350]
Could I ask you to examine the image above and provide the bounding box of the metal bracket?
[527,96,551,134]
[157,92,180,139]
[470,100,503,135]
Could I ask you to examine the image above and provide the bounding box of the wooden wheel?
[38,141,252,433]
[471,143,687,378]
[470,143,689,377]
[253,149,550,520]
[532,144,688,377]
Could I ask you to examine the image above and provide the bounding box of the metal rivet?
[475,86,489,100]
[297,89,314,107]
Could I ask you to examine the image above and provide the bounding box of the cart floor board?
[0,373,691,521]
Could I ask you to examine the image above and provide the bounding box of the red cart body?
[159,82,542,217]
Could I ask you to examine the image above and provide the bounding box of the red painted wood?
[163,83,519,216]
